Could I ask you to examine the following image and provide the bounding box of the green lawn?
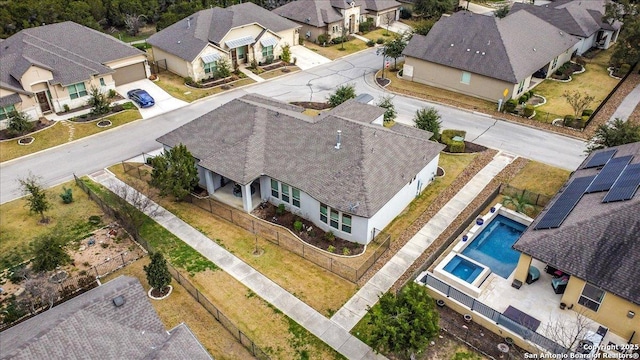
[362,28,395,42]
[0,109,141,163]
[533,48,619,123]
[303,39,369,60]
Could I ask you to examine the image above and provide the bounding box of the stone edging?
[148,285,173,300]
[607,67,623,80]
[532,94,547,107]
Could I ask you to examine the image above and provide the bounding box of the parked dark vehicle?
[127,89,155,108]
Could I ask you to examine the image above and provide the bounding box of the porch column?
[512,253,533,289]
[241,183,253,212]
[205,170,215,195]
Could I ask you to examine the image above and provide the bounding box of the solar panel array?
[586,155,632,193]
[603,163,640,203]
[534,175,596,230]
[583,149,617,169]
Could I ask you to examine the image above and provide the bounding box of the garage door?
[112,62,146,85]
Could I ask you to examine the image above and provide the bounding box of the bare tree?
[562,90,595,118]
[111,181,159,236]
[544,310,594,354]
[23,276,59,313]
[382,12,396,36]
[124,14,147,36]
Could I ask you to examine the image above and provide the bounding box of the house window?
[320,203,328,223]
[204,61,217,74]
[552,56,559,70]
[281,183,290,203]
[292,188,300,207]
[461,72,471,85]
[237,46,246,60]
[517,80,525,95]
[578,283,605,311]
[67,82,87,99]
[262,45,273,59]
[271,179,279,198]
[99,78,106,86]
[330,209,339,229]
[0,104,16,121]
[341,214,352,234]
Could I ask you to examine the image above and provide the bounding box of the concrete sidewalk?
[238,66,265,83]
[609,84,640,123]
[331,152,515,331]
[88,169,385,360]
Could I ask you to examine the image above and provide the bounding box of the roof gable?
[273,0,345,27]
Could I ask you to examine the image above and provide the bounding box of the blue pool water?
[461,215,526,279]
[443,255,484,283]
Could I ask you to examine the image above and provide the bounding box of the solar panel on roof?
[602,163,640,202]
[586,155,632,193]
[583,149,617,169]
[534,175,596,230]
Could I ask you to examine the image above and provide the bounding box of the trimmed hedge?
[504,99,517,113]
[317,34,329,45]
[582,109,594,117]
[523,105,534,117]
[441,129,466,153]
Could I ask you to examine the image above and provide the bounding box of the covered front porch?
[201,168,262,212]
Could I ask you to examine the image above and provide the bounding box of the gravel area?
[629,101,640,125]
[355,149,498,287]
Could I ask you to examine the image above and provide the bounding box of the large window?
[461,72,471,85]
[292,188,300,207]
[578,283,605,311]
[319,204,352,234]
[271,179,300,208]
[271,179,279,198]
[67,82,87,99]
[281,183,290,203]
[517,80,525,95]
[320,204,328,223]
[262,45,273,59]
[330,209,339,229]
[341,214,352,234]
[204,61,217,74]
[0,104,16,121]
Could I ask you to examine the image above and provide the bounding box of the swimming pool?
[443,255,485,283]
[461,214,526,278]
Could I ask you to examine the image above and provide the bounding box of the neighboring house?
[510,0,622,56]
[512,143,640,344]
[0,21,149,129]
[401,11,579,102]
[147,2,300,82]
[273,0,401,43]
[156,94,444,244]
[0,276,212,359]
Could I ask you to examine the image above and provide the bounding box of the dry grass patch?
[508,160,571,197]
[303,40,369,60]
[101,258,254,360]
[362,28,395,41]
[109,165,357,315]
[72,110,141,139]
[155,71,255,102]
[0,180,106,269]
[259,66,300,80]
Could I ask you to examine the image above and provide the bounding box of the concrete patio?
[209,181,262,212]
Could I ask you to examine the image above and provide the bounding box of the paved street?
[0,48,587,204]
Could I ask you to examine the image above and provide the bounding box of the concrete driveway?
[116,79,188,119]
[290,45,332,70]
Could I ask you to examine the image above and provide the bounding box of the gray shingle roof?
[514,143,640,305]
[358,0,402,12]
[156,95,444,217]
[322,98,386,123]
[273,0,400,27]
[403,11,579,84]
[0,276,212,360]
[0,93,21,108]
[0,22,144,90]
[148,2,300,62]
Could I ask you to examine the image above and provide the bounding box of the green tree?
[494,5,510,18]
[413,0,456,19]
[413,19,435,36]
[7,111,34,136]
[280,43,291,63]
[502,193,534,215]
[376,95,397,123]
[18,174,51,222]
[587,118,640,152]
[215,57,231,78]
[87,86,111,116]
[604,0,640,66]
[413,107,442,141]
[144,252,171,293]
[150,144,199,201]
[367,283,439,359]
[31,226,71,272]
[382,33,408,70]
[328,84,356,107]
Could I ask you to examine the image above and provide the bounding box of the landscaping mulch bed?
[551,62,583,80]
[0,118,54,141]
[260,61,292,72]
[290,101,333,110]
[252,203,364,256]
[376,77,391,87]
[189,74,244,88]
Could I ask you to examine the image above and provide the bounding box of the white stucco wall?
[574,33,596,55]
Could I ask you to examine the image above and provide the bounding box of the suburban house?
[156,94,444,244]
[510,0,622,56]
[402,10,579,102]
[512,143,640,346]
[0,21,149,129]
[273,0,401,43]
[147,2,300,82]
[0,276,212,359]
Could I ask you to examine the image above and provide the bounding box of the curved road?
[0,48,586,204]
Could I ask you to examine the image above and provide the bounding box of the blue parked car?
[127,89,155,108]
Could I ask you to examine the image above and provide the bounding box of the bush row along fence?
[122,159,392,283]
[499,184,552,208]
[422,273,569,355]
[74,174,271,360]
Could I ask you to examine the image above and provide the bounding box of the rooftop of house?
[273,0,400,27]
[403,11,579,84]
[510,0,621,38]
[0,21,144,92]
[156,94,444,218]
[514,142,640,306]
[0,276,212,360]
[148,2,300,62]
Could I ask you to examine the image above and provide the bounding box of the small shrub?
[620,63,631,75]
[250,59,258,70]
[281,43,291,63]
[582,109,594,117]
[342,247,351,256]
[101,243,109,249]
[60,187,73,204]
[331,36,349,45]
[88,215,101,225]
[108,89,117,98]
[293,220,303,232]
[366,40,375,47]
[376,38,384,44]
[523,105,534,117]
[528,90,534,97]
[83,261,91,267]
[7,111,34,136]
[580,116,589,127]
[276,203,286,216]
[122,102,136,110]
[563,115,576,126]
[184,77,195,86]
[63,104,70,112]
[79,270,88,276]
[400,8,412,19]
[504,99,517,113]
[441,129,466,153]
[327,245,336,253]
[317,33,329,45]
[298,37,304,45]
[518,94,529,103]
[359,20,374,32]
[324,231,335,242]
